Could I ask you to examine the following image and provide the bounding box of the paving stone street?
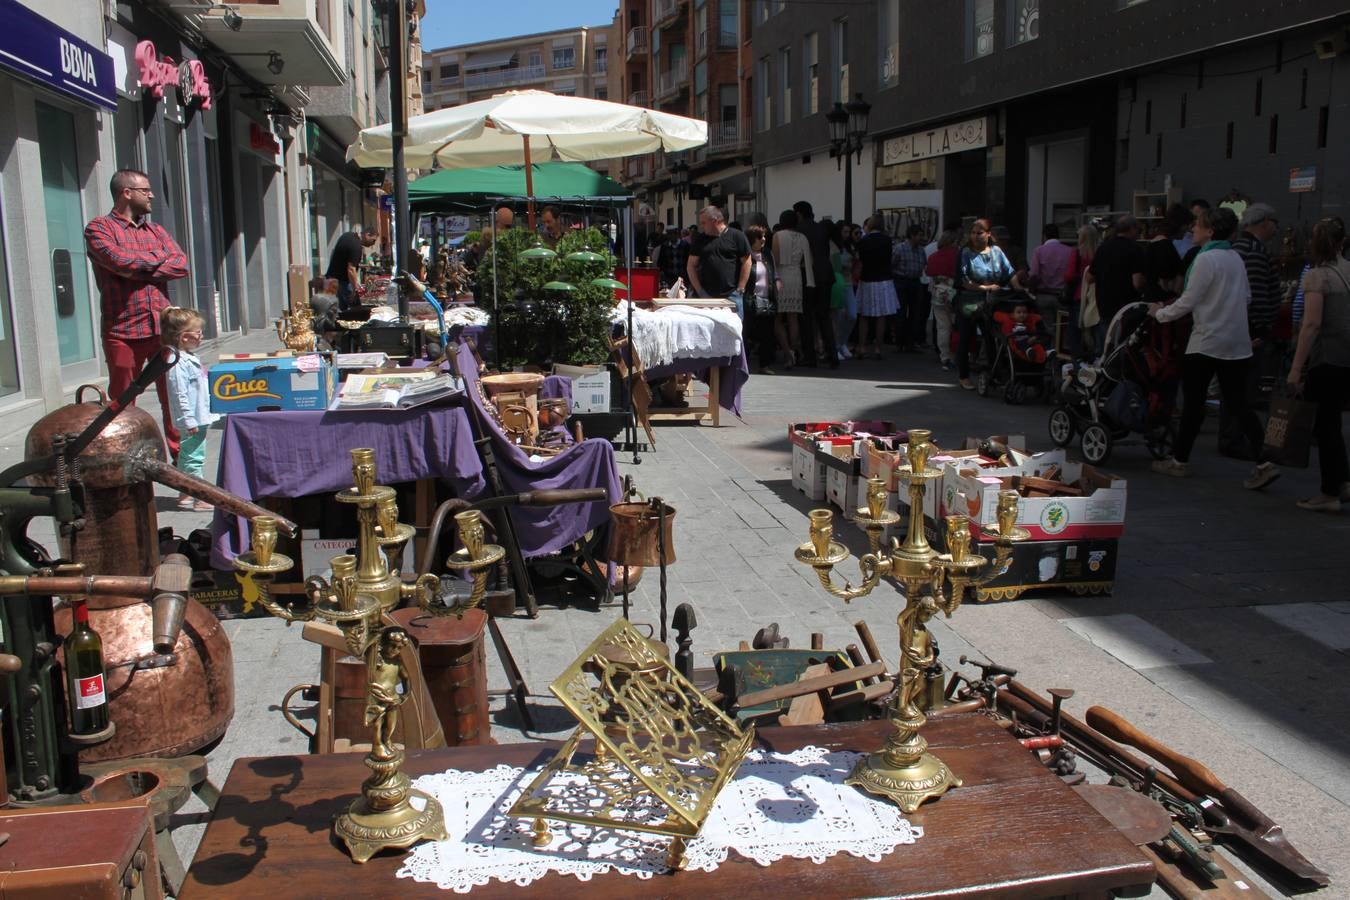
[4,327,1348,897]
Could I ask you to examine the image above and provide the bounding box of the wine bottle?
[66,599,109,735]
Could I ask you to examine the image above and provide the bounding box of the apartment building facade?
[754,0,1350,253]
[617,0,755,230]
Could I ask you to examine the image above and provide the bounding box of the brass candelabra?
[233,448,504,862]
[795,429,1027,812]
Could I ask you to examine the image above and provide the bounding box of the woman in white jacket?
[1149,207,1266,481]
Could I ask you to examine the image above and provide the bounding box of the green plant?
[464,230,482,248]
[478,225,617,367]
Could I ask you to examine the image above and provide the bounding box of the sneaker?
[1152,457,1190,477]
[761,366,777,375]
[193,500,214,513]
[1296,495,1342,513]
[959,378,975,390]
[176,496,196,511]
[941,359,955,370]
[1243,462,1281,491]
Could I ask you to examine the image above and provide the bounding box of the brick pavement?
[3,334,1347,895]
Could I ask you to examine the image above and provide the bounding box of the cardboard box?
[571,372,610,413]
[209,353,336,413]
[791,443,826,501]
[301,532,411,580]
[814,436,860,475]
[942,449,1128,542]
[963,537,1118,602]
[188,569,270,620]
[826,466,861,517]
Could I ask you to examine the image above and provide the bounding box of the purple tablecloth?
[640,346,749,417]
[209,390,619,568]
[209,407,485,569]
[454,345,621,554]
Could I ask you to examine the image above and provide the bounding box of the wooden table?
[182,714,1154,899]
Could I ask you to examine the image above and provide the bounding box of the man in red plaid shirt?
[85,168,189,458]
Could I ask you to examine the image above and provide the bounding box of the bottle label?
[75,673,106,709]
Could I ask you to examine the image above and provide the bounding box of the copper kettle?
[607,496,677,567]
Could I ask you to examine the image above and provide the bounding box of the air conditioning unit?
[1314,28,1348,60]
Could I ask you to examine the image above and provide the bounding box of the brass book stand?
[509,619,753,869]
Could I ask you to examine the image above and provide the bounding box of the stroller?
[1048,301,1185,464]
[968,291,1056,404]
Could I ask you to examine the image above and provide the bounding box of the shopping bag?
[1261,393,1316,468]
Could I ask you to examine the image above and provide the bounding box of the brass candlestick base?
[335,750,448,863]
[796,429,1026,813]
[235,448,504,863]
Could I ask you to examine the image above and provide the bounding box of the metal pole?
[843,150,853,225]
[388,0,410,321]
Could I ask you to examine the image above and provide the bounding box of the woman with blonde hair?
[1061,223,1100,357]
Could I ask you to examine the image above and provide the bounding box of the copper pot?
[607,499,677,567]
[26,386,234,762]
[538,398,567,431]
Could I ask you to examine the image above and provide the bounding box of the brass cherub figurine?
[365,626,410,761]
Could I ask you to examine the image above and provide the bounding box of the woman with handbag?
[1149,207,1267,481]
[926,228,960,369]
[746,224,783,373]
[771,209,815,367]
[1286,216,1350,512]
[955,218,1015,389]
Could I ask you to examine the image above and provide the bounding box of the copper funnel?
[607,499,677,567]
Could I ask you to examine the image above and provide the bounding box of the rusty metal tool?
[1086,705,1330,890]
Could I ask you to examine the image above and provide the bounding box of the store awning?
[463,49,516,71]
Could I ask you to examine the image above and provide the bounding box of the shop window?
[778,47,791,126]
[758,56,771,131]
[965,0,995,60]
[1007,0,1038,47]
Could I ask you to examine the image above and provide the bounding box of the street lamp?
[671,159,690,233]
[827,93,871,224]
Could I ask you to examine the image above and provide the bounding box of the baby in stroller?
[997,300,1050,365]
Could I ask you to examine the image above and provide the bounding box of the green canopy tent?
[409,162,631,213]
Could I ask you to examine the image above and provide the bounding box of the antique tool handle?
[1086,706,1226,797]
[514,488,608,507]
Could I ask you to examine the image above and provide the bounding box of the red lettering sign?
[135,41,212,110]
[249,122,281,157]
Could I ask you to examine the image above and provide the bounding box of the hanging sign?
[882,116,989,166]
[135,41,213,110]
[0,0,116,111]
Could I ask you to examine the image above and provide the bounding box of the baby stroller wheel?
[975,370,991,397]
[1048,407,1074,447]
[1146,421,1177,460]
[1080,422,1112,465]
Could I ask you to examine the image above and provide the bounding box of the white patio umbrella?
[347,89,708,227]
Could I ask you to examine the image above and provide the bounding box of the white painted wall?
[762,145,875,226]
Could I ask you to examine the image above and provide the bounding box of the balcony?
[653,0,686,29]
[626,26,649,59]
[463,64,546,90]
[629,90,650,107]
[190,0,344,86]
[655,60,689,102]
[709,117,751,155]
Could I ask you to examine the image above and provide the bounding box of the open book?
[331,371,463,410]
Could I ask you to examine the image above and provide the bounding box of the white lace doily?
[397,745,923,893]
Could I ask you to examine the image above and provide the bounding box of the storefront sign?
[1289,166,1316,193]
[248,122,281,157]
[135,41,213,110]
[881,116,989,166]
[0,0,116,111]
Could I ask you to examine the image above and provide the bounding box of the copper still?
[24,387,233,762]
